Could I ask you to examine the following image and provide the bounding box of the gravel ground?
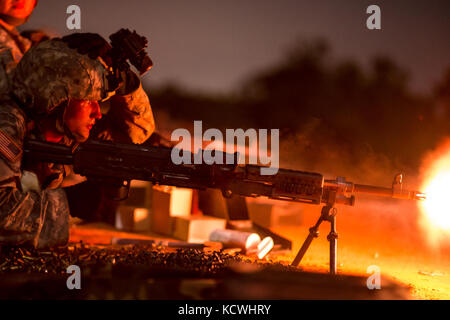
[0,243,279,275]
[0,242,410,300]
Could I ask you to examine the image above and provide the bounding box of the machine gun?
[23,139,425,273]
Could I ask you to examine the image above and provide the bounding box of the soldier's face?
[0,0,36,19]
[64,99,102,142]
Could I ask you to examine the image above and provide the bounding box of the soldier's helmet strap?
[56,104,77,142]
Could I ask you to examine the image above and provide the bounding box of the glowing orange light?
[421,173,450,230]
[420,141,450,238]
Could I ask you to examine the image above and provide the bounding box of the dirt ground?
[270,198,450,300]
[69,197,450,300]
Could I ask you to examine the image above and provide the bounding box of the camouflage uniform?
[0,39,155,248]
[0,18,31,94]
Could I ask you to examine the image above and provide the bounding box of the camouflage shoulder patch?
[0,129,22,162]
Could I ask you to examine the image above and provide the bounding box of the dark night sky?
[24,0,450,94]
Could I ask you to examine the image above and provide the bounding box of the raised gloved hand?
[61,33,131,93]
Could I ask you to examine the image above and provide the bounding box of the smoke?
[153,105,450,256]
[153,109,194,140]
[274,121,449,255]
[278,118,411,187]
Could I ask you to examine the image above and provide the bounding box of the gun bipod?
[291,191,339,275]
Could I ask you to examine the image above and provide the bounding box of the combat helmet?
[11,39,115,118]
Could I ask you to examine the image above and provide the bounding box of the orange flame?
[419,140,450,244]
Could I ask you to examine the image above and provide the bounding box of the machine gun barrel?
[353,183,425,201]
[323,178,425,203]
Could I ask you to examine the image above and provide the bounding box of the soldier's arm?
[0,29,17,93]
[93,70,155,144]
[0,60,10,94]
[0,103,69,248]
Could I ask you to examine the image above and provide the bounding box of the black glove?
[62,33,135,93]
[64,180,128,224]
[64,180,104,221]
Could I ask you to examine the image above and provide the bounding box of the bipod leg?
[291,206,329,267]
[326,208,338,274]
